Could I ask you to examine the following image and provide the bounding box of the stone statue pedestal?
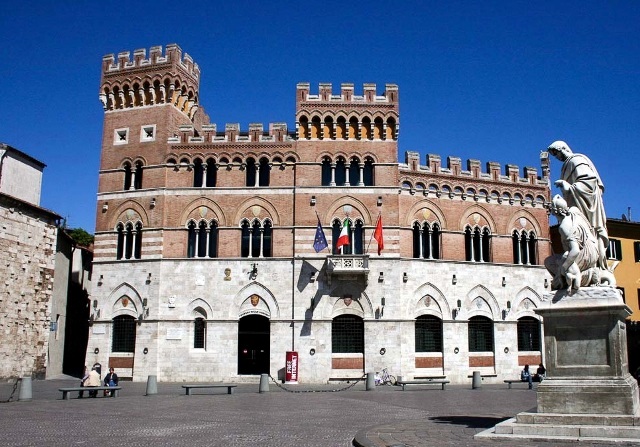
[536,286,639,416]
[477,287,640,443]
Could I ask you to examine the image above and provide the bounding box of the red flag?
[374,216,384,255]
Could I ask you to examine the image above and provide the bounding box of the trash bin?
[472,371,482,389]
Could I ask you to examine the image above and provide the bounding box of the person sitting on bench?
[521,364,533,389]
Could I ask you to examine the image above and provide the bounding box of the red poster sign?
[285,351,298,383]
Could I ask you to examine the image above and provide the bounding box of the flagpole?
[315,211,332,254]
[366,213,381,254]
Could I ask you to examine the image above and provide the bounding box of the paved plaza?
[0,377,620,446]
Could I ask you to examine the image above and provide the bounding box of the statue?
[545,195,601,292]
[547,141,608,270]
[545,141,616,292]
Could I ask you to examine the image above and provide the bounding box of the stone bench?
[181,384,237,395]
[396,379,450,391]
[59,386,121,400]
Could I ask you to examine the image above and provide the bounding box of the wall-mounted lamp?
[102,203,108,212]
[97,274,103,286]
[150,198,156,208]
[403,272,408,283]
[310,196,316,206]
[250,263,258,279]
[309,271,317,283]
[378,272,384,283]
[452,274,457,285]
[146,272,152,284]
[94,348,99,354]
[143,298,148,308]
[502,277,507,287]
[544,278,549,288]
[377,196,383,206]
[93,299,98,309]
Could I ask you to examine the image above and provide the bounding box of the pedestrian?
[83,366,101,397]
[78,366,89,398]
[520,364,533,389]
[103,367,119,397]
[533,363,546,382]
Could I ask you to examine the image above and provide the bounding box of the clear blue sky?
[1,1,638,231]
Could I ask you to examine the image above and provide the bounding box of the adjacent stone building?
[87,44,552,384]
[0,144,91,380]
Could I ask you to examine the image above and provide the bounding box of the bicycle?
[375,368,396,386]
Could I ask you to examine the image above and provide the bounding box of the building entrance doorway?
[238,314,270,375]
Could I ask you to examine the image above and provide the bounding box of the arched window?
[332,315,364,354]
[118,221,142,260]
[517,317,541,351]
[349,157,361,186]
[512,230,538,265]
[187,220,218,258]
[193,158,204,187]
[116,223,125,260]
[373,117,384,140]
[112,315,136,353]
[413,222,441,259]
[194,317,206,349]
[468,316,494,352]
[331,218,363,255]
[415,315,443,352]
[298,116,309,139]
[363,157,374,186]
[133,161,143,189]
[205,158,217,187]
[258,158,270,186]
[465,226,490,262]
[245,158,256,187]
[335,157,347,186]
[321,157,332,186]
[123,163,132,190]
[241,219,272,258]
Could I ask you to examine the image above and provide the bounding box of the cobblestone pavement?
[0,378,621,446]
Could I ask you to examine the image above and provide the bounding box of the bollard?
[145,375,158,396]
[472,371,482,389]
[259,373,269,393]
[18,377,32,402]
[366,371,375,391]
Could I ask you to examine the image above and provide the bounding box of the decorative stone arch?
[110,201,149,229]
[506,210,543,236]
[108,283,143,318]
[459,206,497,233]
[406,200,447,228]
[230,282,280,319]
[511,287,542,320]
[410,282,449,319]
[465,285,499,320]
[233,197,281,226]
[185,298,213,320]
[325,195,373,226]
[132,156,148,166]
[120,157,135,167]
[165,153,180,164]
[180,197,226,226]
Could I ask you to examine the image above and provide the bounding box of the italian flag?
[336,219,350,249]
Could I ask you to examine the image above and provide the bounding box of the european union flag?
[313,219,328,253]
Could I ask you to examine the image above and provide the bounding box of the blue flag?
[313,218,328,253]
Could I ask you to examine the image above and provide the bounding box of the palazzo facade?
[87,44,552,384]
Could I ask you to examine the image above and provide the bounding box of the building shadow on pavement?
[429,415,510,429]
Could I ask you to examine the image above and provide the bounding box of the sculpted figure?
[545,195,601,292]
[547,141,608,270]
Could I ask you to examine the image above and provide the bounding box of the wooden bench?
[396,379,450,391]
[59,386,121,400]
[181,384,237,395]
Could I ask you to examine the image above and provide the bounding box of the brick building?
[87,44,552,384]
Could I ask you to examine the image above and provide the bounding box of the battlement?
[168,122,295,144]
[402,151,550,186]
[296,83,398,106]
[102,44,200,83]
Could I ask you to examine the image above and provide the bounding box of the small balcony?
[326,254,370,285]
